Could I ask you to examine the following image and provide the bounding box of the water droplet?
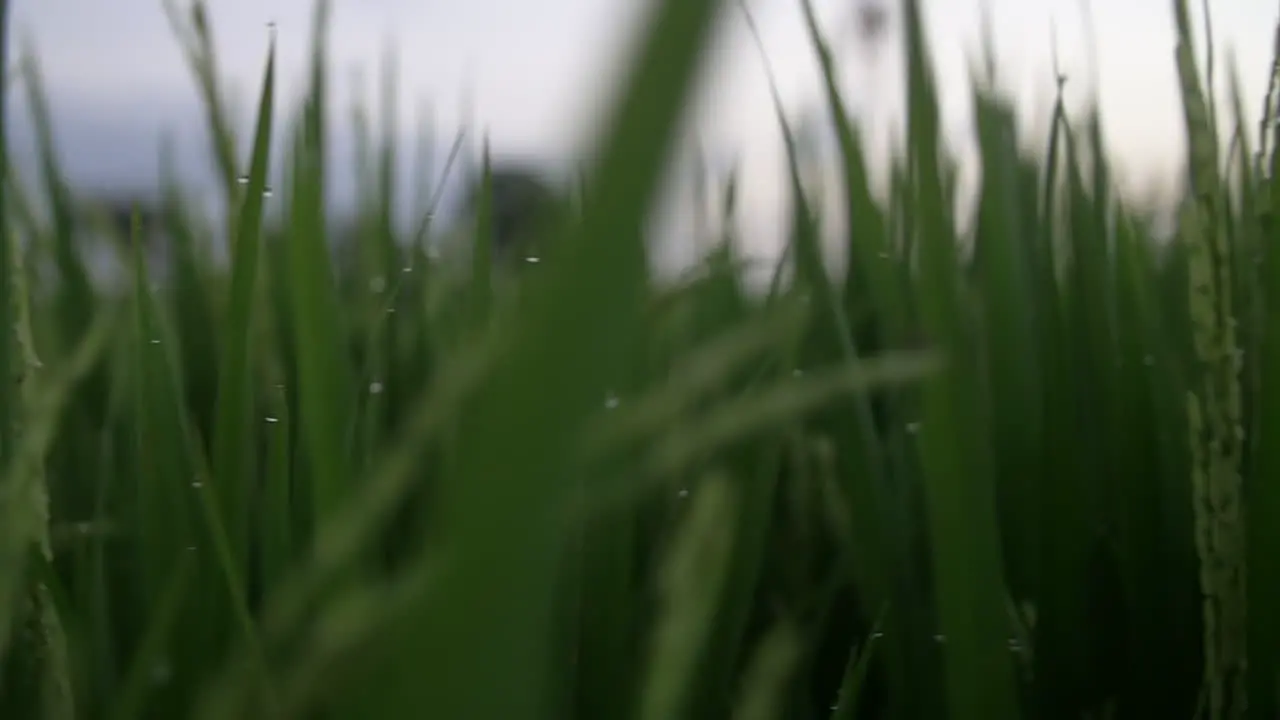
[262,186,273,198]
[878,251,890,259]
[237,175,250,185]
[386,307,396,314]
[149,338,161,345]
[604,394,620,409]
[933,634,946,643]
[75,522,92,536]
[1142,355,1155,367]
[792,369,804,378]
[185,545,197,552]
[1007,637,1022,651]
[191,481,204,489]
[265,416,279,424]
[677,488,689,499]
[871,631,885,639]
[402,266,413,273]
[369,381,384,395]
[525,256,541,264]
[369,276,387,294]
[905,421,921,434]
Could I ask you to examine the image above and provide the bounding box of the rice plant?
[3,0,1280,718]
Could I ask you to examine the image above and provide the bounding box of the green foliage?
[2,0,1280,719]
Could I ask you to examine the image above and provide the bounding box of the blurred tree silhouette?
[458,163,564,265]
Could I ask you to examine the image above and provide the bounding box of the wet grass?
[3,0,1280,718]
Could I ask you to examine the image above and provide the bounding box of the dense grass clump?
[3,0,1280,718]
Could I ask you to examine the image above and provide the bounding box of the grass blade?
[210,30,276,597]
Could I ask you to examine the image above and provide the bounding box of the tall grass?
[3,0,1280,718]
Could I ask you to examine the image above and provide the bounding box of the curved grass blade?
[348,0,730,717]
[731,622,802,720]
[635,351,938,483]
[161,0,241,209]
[0,306,114,673]
[0,215,109,720]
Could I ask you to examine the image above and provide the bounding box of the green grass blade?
[18,54,93,345]
[0,307,113,703]
[105,552,193,720]
[349,0,729,717]
[162,0,241,208]
[828,611,883,720]
[638,474,738,720]
[900,2,1020,718]
[1248,16,1280,719]
[210,31,275,596]
[730,623,802,720]
[286,0,356,535]
[795,0,902,336]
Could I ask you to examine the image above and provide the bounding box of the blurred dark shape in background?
[457,163,565,265]
[855,1,888,44]
[62,162,569,285]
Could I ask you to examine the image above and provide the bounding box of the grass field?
[3,0,1280,718]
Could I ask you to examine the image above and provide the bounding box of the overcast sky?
[8,0,1280,265]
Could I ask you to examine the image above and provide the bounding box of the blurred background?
[8,0,1280,274]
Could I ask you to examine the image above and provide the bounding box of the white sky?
[9,0,1280,265]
